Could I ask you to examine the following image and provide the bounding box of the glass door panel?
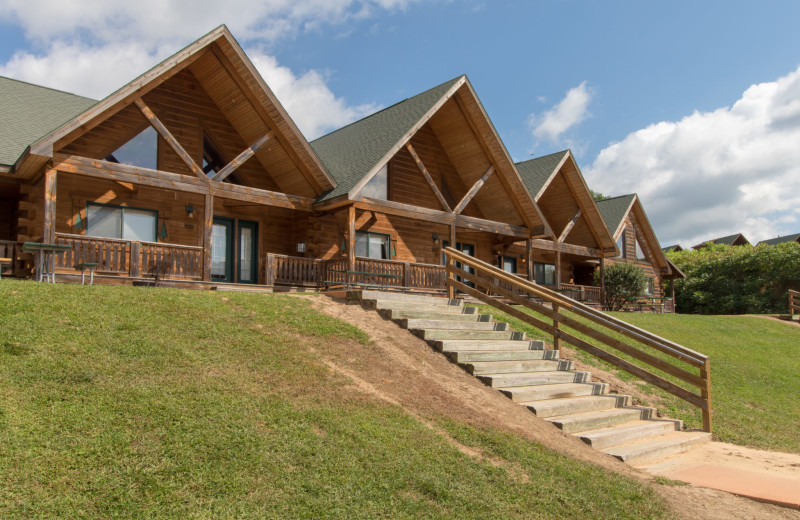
[211,217,234,282]
[237,220,258,284]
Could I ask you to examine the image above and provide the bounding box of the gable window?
[501,256,517,274]
[534,262,556,285]
[202,134,226,176]
[106,126,158,170]
[616,232,626,259]
[361,164,388,200]
[355,231,390,259]
[635,238,647,261]
[87,202,157,242]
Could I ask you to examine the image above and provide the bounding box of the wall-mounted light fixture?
[432,233,439,244]
[297,241,306,253]
[185,204,194,219]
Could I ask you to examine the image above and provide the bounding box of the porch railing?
[443,246,712,432]
[54,233,203,280]
[0,240,21,273]
[790,289,800,317]
[265,253,446,292]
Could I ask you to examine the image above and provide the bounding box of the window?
[501,256,517,274]
[534,262,556,285]
[644,277,655,295]
[106,127,157,170]
[87,203,157,242]
[616,232,626,259]
[355,231,390,259]
[361,164,388,200]
[635,238,647,261]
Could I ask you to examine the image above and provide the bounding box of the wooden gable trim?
[531,239,603,258]
[52,153,314,211]
[611,196,638,241]
[533,152,571,202]
[629,197,671,273]
[349,77,467,201]
[134,98,205,179]
[557,209,582,243]
[405,143,452,212]
[211,131,273,182]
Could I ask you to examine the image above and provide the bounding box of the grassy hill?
[475,306,800,453]
[0,281,669,519]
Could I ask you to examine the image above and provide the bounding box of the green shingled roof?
[311,76,463,202]
[757,233,800,246]
[515,150,568,199]
[661,244,682,252]
[0,76,97,166]
[595,194,636,238]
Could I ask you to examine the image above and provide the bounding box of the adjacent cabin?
[0,25,675,313]
[692,233,750,250]
[662,244,683,253]
[596,194,683,311]
[757,233,800,246]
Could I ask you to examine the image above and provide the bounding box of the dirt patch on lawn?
[301,294,800,519]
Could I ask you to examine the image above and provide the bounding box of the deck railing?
[790,289,800,317]
[265,253,447,292]
[55,233,203,280]
[443,246,712,432]
[0,240,20,273]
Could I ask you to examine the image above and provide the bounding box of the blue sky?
[2,0,800,246]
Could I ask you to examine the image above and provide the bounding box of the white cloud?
[530,81,592,144]
[0,0,414,138]
[585,65,800,246]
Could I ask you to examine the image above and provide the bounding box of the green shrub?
[594,262,647,311]
[667,242,800,314]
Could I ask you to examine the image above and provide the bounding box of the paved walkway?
[638,441,800,509]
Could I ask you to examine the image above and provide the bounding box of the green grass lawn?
[472,304,800,454]
[0,280,669,519]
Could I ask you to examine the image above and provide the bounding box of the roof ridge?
[594,193,636,203]
[0,75,97,102]
[311,75,464,143]
[515,149,569,166]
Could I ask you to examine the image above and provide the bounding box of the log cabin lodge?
[0,26,681,310]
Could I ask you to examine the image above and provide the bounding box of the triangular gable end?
[333,77,550,236]
[18,26,335,198]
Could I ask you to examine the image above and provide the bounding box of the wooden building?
[692,233,750,250]
[756,233,800,246]
[0,26,668,307]
[596,194,683,310]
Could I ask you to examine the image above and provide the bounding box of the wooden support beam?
[557,209,582,243]
[203,194,214,281]
[405,143,452,212]
[450,224,456,249]
[526,238,533,282]
[356,197,535,238]
[43,168,57,244]
[134,97,205,180]
[599,257,606,309]
[211,131,273,182]
[531,238,603,258]
[347,205,356,288]
[453,165,495,215]
[52,154,315,212]
[555,245,562,290]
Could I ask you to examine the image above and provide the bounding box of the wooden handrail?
[443,246,713,432]
[790,289,800,316]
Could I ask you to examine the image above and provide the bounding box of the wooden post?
[701,358,712,433]
[555,246,562,290]
[43,168,57,244]
[553,303,561,351]
[526,238,533,282]
[403,261,411,289]
[130,241,141,278]
[449,224,456,249]
[203,194,213,282]
[599,257,606,309]
[671,281,676,313]
[447,255,455,300]
[347,205,356,290]
[265,253,276,286]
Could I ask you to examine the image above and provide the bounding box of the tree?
[590,190,609,201]
[595,262,647,311]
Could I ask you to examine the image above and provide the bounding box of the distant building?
[692,233,750,250]
[661,244,683,253]
[757,233,800,246]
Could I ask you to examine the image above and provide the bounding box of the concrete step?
[576,419,683,449]
[401,319,509,331]
[547,407,655,434]
[416,329,525,341]
[523,394,630,418]
[462,359,571,375]
[446,349,559,363]
[349,290,461,306]
[379,309,491,321]
[436,340,545,353]
[366,300,477,314]
[484,370,592,388]
[602,431,712,466]
[500,382,609,402]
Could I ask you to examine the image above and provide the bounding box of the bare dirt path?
[300,294,800,519]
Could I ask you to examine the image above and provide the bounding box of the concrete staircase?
[350,290,711,465]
